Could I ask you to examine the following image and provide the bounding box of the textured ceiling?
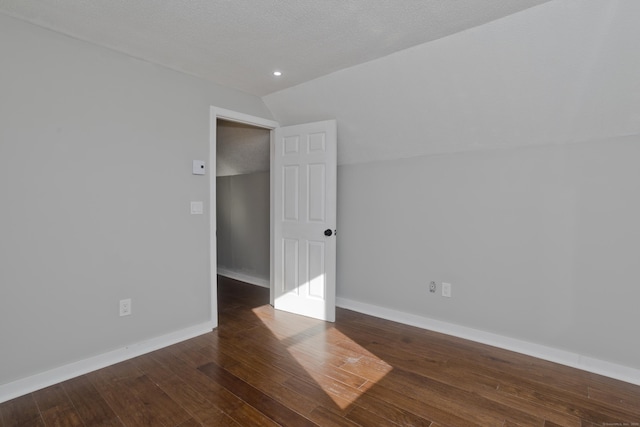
[0,0,549,96]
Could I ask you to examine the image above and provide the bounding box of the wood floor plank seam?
[198,361,318,427]
[147,351,279,427]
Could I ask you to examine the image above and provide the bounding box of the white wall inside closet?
[216,120,271,286]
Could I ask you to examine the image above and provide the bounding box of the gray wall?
[264,0,640,371]
[337,136,640,368]
[0,14,272,386]
[216,172,270,282]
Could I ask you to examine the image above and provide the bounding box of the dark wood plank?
[357,387,472,426]
[282,375,354,415]
[32,384,84,427]
[307,405,363,427]
[353,386,477,427]
[88,367,168,427]
[31,384,71,414]
[497,379,639,426]
[131,353,240,427]
[149,349,280,427]
[198,361,318,427]
[63,375,123,426]
[346,404,417,427]
[39,405,84,427]
[346,395,433,427]
[588,384,640,416]
[175,419,201,427]
[127,374,192,427]
[199,338,294,385]
[0,394,44,427]
[223,358,319,416]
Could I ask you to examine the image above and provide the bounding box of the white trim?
[269,129,275,306]
[0,321,215,404]
[217,268,270,288]
[209,108,218,329]
[336,297,640,386]
[212,107,279,130]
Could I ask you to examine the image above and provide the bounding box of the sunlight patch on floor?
[254,309,392,409]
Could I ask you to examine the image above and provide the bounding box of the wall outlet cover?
[119,299,132,316]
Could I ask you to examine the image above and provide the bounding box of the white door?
[273,120,337,322]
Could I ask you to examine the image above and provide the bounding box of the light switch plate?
[193,160,206,175]
[190,201,204,214]
[442,282,452,298]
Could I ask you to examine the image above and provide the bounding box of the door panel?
[283,166,299,221]
[307,241,325,299]
[283,238,299,294]
[308,164,326,222]
[273,120,337,322]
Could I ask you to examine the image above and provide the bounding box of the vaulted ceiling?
[0,0,549,96]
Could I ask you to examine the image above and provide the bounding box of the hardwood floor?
[2,276,639,426]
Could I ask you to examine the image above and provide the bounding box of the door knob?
[324,229,333,237]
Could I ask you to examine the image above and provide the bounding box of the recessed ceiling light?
[273,71,282,77]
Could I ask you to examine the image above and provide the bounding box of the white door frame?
[209,107,279,328]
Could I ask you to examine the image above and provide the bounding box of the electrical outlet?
[119,299,132,316]
[429,281,436,293]
[442,282,452,298]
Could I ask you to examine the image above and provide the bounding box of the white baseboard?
[0,321,215,404]
[336,297,640,386]
[5,297,637,406]
[217,268,270,288]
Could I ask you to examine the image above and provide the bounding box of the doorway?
[209,108,338,326]
[216,119,271,286]
[209,107,278,327]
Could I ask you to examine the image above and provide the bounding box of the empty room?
[1,1,639,426]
